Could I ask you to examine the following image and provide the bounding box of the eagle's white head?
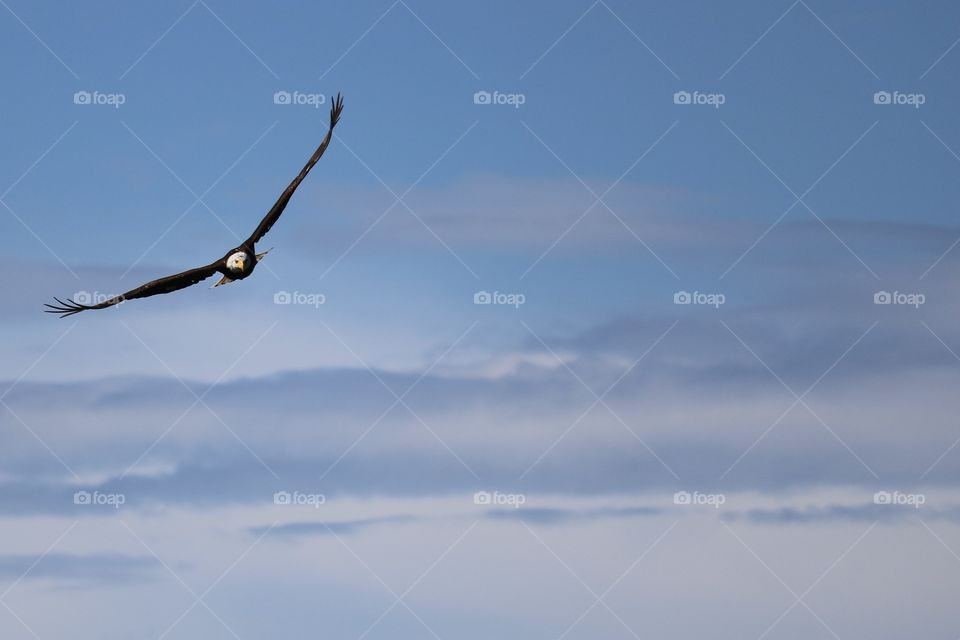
[226,251,247,273]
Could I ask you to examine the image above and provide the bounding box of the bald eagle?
[45,93,344,318]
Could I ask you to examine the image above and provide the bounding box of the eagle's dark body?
[46,94,344,318]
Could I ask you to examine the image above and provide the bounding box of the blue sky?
[3,0,960,638]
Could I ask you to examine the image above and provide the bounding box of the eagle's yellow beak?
[237,258,245,271]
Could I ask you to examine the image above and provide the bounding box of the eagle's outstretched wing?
[244,93,344,247]
[45,260,222,317]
